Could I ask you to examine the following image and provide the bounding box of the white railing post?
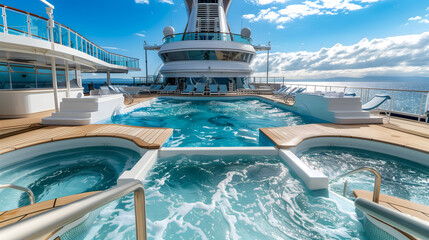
[27,14,31,37]
[418,92,424,122]
[425,92,429,124]
[389,91,394,122]
[2,6,8,34]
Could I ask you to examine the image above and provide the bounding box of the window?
[0,62,76,90]
[160,50,254,63]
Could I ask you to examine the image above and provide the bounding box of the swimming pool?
[81,154,367,240]
[99,97,320,147]
[299,146,429,206]
[0,146,141,211]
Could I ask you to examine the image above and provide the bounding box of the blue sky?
[4,0,429,79]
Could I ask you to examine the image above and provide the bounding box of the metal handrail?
[336,167,381,203]
[0,180,147,240]
[355,198,429,239]
[0,184,35,205]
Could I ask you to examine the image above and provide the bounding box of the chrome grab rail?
[0,184,35,205]
[0,180,147,240]
[355,198,429,239]
[336,167,381,203]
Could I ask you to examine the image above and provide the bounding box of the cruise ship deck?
[0,1,429,240]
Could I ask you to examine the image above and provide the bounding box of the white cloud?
[251,32,429,79]
[101,46,128,51]
[251,0,290,5]
[243,14,256,19]
[135,33,146,37]
[135,0,173,4]
[244,0,381,28]
[409,16,422,21]
[159,0,174,4]
[420,19,429,24]
[135,0,149,4]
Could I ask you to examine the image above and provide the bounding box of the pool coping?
[260,123,429,155]
[0,124,173,154]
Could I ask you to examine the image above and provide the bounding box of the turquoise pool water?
[99,97,320,147]
[0,146,141,211]
[83,155,367,240]
[299,147,429,206]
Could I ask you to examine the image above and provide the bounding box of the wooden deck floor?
[0,191,99,239]
[0,124,173,154]
[354,190,429,223]
[260,123,429,154]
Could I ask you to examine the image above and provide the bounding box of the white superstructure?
[0,4,140,118]
[145,0,269,89]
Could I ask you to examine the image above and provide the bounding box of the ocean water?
[99,98,321,147]
[299,147,429,206]
[82,155,367,240]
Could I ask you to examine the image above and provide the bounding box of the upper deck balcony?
[0,4,139,70]
[162,32,252,45]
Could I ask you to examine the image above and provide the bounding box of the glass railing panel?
[1,6,138,68]
[29,15,48,40]
[77,35,82,51]
[163,32,252,45]
[0,7,4,33]
[82,39,87,53]
[70,31,77,49]
[390,91,426,115]
[5,8,28,36]
[61,26,69,47]
[53,23,61,43]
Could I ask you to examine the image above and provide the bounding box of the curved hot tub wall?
[0,137,147,169]
[289,137,429,167]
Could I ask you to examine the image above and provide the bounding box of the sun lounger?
[273,86,289,95]
[219,85,228,95]
[283,87,306,101]
[194,84,205,95]
[209,85,219,95]
[181,85,195,95]
[160,85,172,94]
[122,86,151,96]
[275,87,296,98]
[149,84,162,93]
[166,85,178,94]
[250,84,273,94]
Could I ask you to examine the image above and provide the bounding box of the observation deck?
[0,4,140,73]
[163,32,252,45]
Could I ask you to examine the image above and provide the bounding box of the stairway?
[42,95,124,125]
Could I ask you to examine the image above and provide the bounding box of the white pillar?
[51,57,59,112]
[75,64,82,87]
[107,71,111,85]
[65,61,70,98]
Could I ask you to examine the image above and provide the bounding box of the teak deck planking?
[0,124,173,154]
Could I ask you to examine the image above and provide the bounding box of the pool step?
[42,95,124,125]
